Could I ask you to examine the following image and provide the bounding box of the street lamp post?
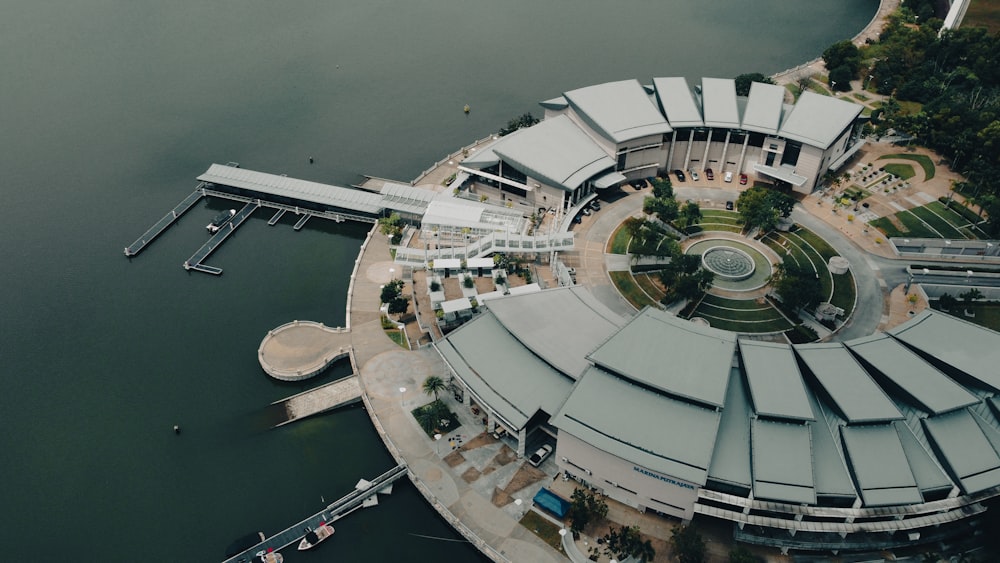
[399,387,406,408]
[434,433,442,455]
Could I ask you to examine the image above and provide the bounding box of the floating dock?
[124,187,205,257]
[183,201,258,275]
[220,464,408,563]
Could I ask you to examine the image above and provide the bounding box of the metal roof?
[777,91,862,149]
[379,182,438,216]
[922,408,1000,494]
[492,114,616,191]
[563,79,672,144]
[652,77,704,128]
[738,340,814,421]
[894,421,954,495]
[740,82,786,135]
[840,425,923,506]
[707,368,752,489]
[437,312,575,430]
[551,367,722,485]
[846,333,978,415]
[752,420,816,504]
[421,198,521,232]
[587,308,736,408]
[889,310,1000,392]
[486,287,627,379]
[794,342,902,423]
[700,78,740,129]
[198,164,383,214]
[806,388,858,499]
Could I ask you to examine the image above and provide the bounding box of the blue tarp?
[532,488,570,518]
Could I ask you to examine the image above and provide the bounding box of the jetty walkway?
[220,464,407,563]
[271,375,361,427]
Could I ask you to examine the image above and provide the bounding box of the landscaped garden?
[869,199,989,240]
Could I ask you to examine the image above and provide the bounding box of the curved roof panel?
[795,342,902,423]
[493,114,615,191]
[700,78,740,129]
[564,79,672,143]
[587,308,735,408]
[653,77,703,128]
[741,82,786,135]
[889,310,1000,392]
[739,340,813,421]
[777,91,862,149]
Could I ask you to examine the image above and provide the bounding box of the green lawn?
[964,1,1000,34]
[926,201,973,230]
[869,216,905,238]
[696,302,786,322]
[519,511,566,554]
[830,272,857,314]
[701,294,767,310]
[686,223,743,234]
[878,153,935,180]
[897,210,944,238]
[634,272,667,302]
[608,223,632,254]
[883,162,915,180]
[930,302,1000,332]
[909,206,967,239]
[386,329,408,349]
[691,315,793,333]
[610,271,656,310]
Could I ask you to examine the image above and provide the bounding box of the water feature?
[701,246,757,280]
[0,1,877,560]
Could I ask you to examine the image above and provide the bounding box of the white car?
[724,171,733,183]
[528,444,553,467]
[688,170,700,181]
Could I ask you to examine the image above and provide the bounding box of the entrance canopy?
[593,171,627,189]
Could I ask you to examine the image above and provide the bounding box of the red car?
[739,173,748,185]
[705,168,714,181]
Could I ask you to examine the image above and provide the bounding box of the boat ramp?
[220,464,408,563]
[271,375,362,428]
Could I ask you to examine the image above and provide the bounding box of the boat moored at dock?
[297,523,334,550]
[207,209,236,233]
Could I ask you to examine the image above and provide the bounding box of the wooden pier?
[271,375,362,428]
[183,201,258,275]
[124,186,205,257]
[220,464,408,563]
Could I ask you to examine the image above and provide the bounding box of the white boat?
[253,549,283,563]
[207,209,236,233]
[297,523,335,550]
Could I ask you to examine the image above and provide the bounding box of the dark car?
[705,168,714,181]
[673,169,686,182]
[725,201,734,211]
[739,173,748,185]
[573,214,583,224]
[631,179,645,190]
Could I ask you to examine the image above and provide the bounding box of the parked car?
[724,171,733,183]
[673,169,686,182]
[528,444,553,467]
[573,214,582,224]
[582,208,592,216]
[631,179,645,190]
[705,168,714,181]
[725,201,734,211]
[739,173,748,185]
[589,201,601,211]
[689,170,700,181]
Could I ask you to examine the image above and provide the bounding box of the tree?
[422,375,447,402]
[729,546,763,563]
[604,525,655,562]
[387,295,410,315]
[771,261,823,313]
[651,176,674,199]
[679,201,703,229]
[829,65,855,92]
[378,212,404,244]
[567,489,608,534]
[960,287,983,304]
[499,113,539,136]
[734,72,775,97]
[736,186,794,233]
[643,195,679,223]
[670,524,706,563]
[822,40,861,77]
[938,292,957,311]
[380,279,405,304]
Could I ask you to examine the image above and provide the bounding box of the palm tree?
[422,375,447,402]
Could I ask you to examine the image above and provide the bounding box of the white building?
[437,288,1000,555]
[459,77,865,210]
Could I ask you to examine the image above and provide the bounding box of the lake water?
[0,1,876,560]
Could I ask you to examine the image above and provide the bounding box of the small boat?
[207,209,236,233]
[253,548,283,563]
[298,523,335,550]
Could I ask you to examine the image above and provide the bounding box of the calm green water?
[0,1,875,560]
